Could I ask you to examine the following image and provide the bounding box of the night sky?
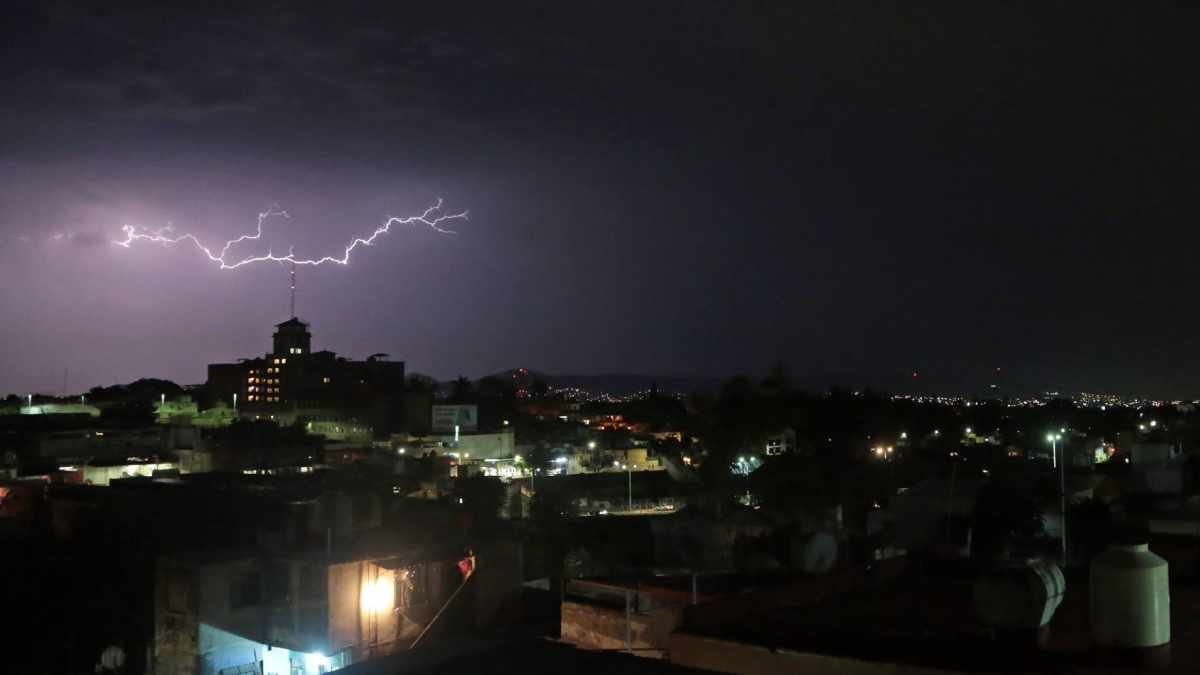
[2,2,1199,397]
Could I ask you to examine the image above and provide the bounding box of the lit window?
[281,358,287,365]
[322,377,331,384]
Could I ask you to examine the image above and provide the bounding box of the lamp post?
[614,461,632,512]
[1047,432,1066,564]
[625,464,632,512]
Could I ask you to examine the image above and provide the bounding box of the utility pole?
[1047,433,1066,565]
[627,464,632,512]
[1059,444,1067,565]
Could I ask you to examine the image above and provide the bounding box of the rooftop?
[678,546,1200,674]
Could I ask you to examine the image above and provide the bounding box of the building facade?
[207,318,406,438]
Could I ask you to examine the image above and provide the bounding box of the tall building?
[207,318,406,437]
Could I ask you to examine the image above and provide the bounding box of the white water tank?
[1090,544,1170,648]
[974,559,1065,630]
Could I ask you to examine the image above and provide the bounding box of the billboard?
[432,404,478,432]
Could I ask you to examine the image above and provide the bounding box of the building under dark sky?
[2,2,1200,396]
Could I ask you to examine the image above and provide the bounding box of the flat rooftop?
[679,546,1200,673]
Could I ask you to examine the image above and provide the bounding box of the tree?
[100,400,156,427]
[406,374,437,395]
[449,376,474,403]
[477,376,516,400]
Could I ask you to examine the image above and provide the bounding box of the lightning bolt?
[113,199,466,269]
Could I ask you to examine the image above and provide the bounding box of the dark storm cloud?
[2,1,1200,397]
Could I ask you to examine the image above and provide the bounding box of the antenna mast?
[289,260,297,318]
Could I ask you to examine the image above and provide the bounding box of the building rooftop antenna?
[289,260,297,319]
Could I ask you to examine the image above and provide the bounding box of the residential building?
[155,548,462,675]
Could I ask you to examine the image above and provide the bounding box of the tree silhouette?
[449,376,474,403]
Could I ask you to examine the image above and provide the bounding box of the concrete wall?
[434,431,515,460]
[155,561,200,675]
[328,561,362,656]
[560,598,682,652]
[668,632,961,675]
[473,539,524,629]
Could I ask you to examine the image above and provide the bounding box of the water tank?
[1090,544,1170,648]
[973,559,1065,630]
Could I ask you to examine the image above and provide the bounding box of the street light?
[1047,432,1066,564]
[623,463,631,512]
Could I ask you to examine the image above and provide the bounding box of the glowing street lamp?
[1047,432,1067,564]
[1047,433,1062,468]
[622,463,631,511]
